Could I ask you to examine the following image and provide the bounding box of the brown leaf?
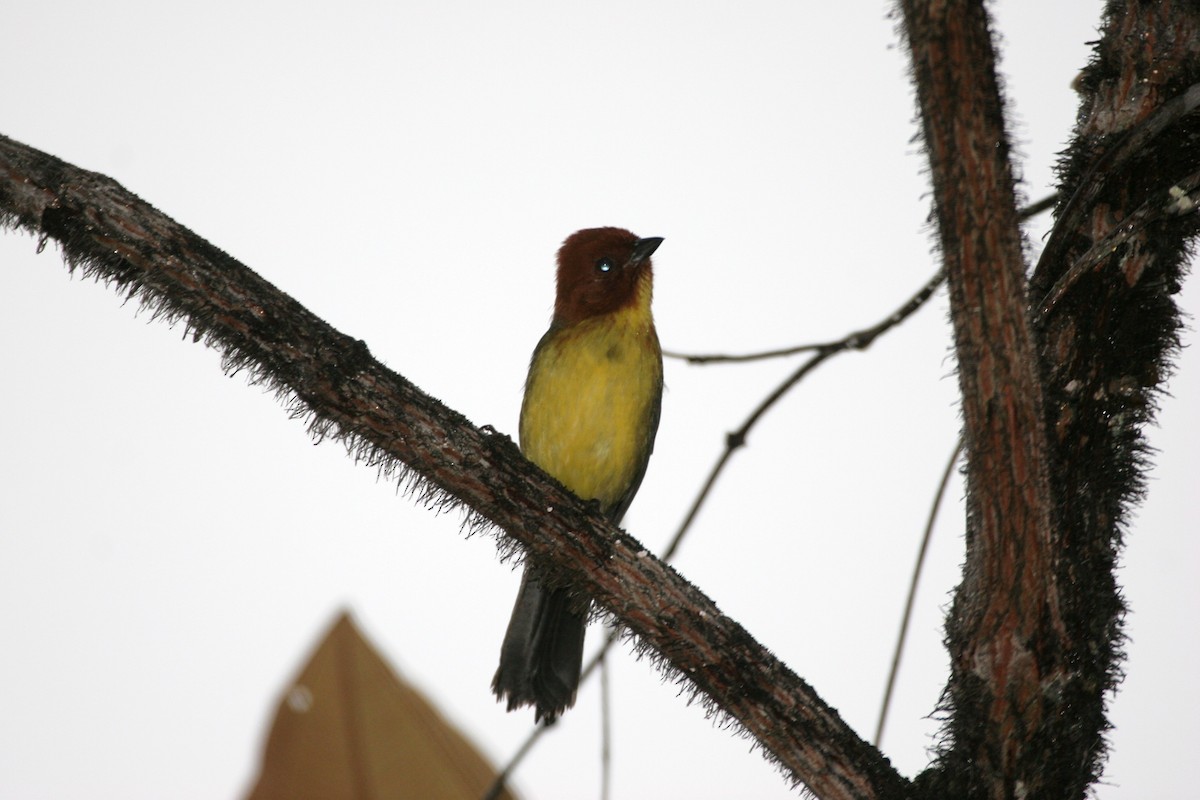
[246,611,517,800]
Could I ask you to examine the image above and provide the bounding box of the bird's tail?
[492,569,587,723]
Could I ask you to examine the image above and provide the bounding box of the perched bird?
[493,227,664,722]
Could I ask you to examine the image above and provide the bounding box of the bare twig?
[600,642,612,800]
[664,270,943,367]
[871,186,1057,750]
[481,724,549,800]
[1019,192,1059,222]
[666,193,1055,367]
[874,440,962,747]
[662,341,824,364]
[664,268,944,562]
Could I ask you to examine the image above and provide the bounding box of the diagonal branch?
[0,133,908,800]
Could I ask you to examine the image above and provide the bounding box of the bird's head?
[553,227,663,326]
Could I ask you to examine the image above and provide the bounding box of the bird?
[492,227,664,723]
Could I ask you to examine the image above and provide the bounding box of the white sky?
[1,2,1196,798]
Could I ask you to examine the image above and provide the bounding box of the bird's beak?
[628,236,664,267]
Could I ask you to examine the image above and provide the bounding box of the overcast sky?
[2,2,1197,798]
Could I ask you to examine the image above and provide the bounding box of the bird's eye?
[595,257,616,274]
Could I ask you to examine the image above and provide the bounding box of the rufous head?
[553,227,663,326]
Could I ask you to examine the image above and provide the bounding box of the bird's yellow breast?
[520,297,662,516]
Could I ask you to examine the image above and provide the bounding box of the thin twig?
[600,641,612,800]
[664,268,947,560]
[666,192,1056,366]
[1019,191,1059,222]
[874,440,962,747]
[481,723,550,800]
[664,270,943,366]
[662,342,824,364]
[868,194,1058,750]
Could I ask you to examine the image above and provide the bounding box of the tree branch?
[1023,3,1200,796]
[897,2,1063,798]
[0,133,908,800]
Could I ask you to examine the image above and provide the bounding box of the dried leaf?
[246,611,517,800]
